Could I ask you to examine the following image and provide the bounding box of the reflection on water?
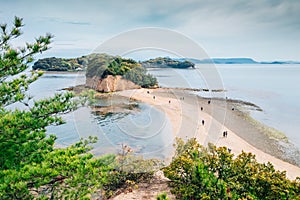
[89,97,174,159]
[47,90,174,160]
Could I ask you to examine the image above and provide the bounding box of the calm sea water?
[148,64,300,150]
[24,64,300,153]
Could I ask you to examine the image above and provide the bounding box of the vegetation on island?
[86,54,158,88]
[32,54,106,71]
[1,17,299,199]
[32,57,86,71]
[142,57,195,68]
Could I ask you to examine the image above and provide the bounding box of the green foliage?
[86,54,157,88]
[123,66,157,88]
[157,192,169,200]
[163,138,300,200]
[1,137,116,199]
[78,89,97,106]
[142,57,195,68]
[101,57,138,78]
[85,53,115,78]
[32,55,92,71]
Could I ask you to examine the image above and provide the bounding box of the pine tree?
[0,16,113,199]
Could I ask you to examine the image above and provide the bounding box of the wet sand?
[117,88,300,180]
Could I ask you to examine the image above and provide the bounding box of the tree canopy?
[86,54,158,88]
[163,138,300,199]
[142,57,195,68]
[32,57,86,71]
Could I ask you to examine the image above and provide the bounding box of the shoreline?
[41,70,86,74]
[116,88,300,180]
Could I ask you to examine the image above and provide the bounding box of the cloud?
[41,17,91,26]
[1,0,299,60]
[61,20,91,26]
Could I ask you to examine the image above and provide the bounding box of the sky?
[0,0,299,61]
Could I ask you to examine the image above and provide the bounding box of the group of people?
[147,90,181,105]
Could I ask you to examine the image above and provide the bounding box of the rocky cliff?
[86,75,141,92]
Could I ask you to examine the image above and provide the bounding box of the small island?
[84,54,157,92]
[141,57,195,68]
[32,55,88,71]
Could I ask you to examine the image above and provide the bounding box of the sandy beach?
[117,88,300,180]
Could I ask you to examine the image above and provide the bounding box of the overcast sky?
[1,0,299,61]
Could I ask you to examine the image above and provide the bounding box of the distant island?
[141,57,195,68]
[32,55,91,71]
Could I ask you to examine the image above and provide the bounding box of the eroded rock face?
[86,75,140,92]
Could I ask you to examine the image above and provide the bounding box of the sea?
[21,64,300,158]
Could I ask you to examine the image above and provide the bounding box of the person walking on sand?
[223,131,226,138]
[169,100,171,104]
[202,120,205,126]
[153,96,155,100]
[201,107,203,111]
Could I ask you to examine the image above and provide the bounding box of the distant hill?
[260,61,300,64]
[176,58,300,65]
[208,58,258,64]
[175,58,258,64]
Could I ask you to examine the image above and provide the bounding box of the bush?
[163,138,300,199]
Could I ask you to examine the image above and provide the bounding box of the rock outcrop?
[86,75,141,92]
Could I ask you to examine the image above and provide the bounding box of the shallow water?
[148,64,300,150]
[25,73,174,159]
